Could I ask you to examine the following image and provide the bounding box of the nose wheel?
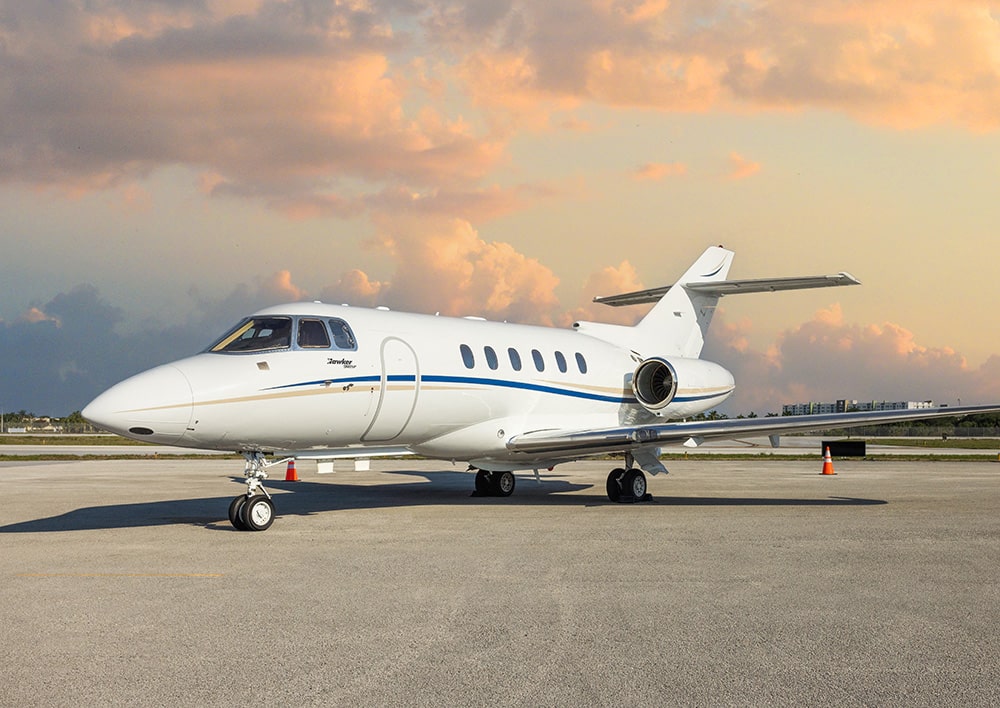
[229,452,278,531]
[228,493,275,531]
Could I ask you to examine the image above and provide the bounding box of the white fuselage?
[82,302,736,469]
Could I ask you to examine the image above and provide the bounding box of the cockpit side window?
[298,319,331,349]
[328,318,357,350]
[209,317,292,353]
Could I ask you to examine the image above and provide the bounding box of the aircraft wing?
[506,404,1000,457]
[594,273,860,307]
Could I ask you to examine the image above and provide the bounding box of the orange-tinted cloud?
[21,307,60,326]
[0,2,502,207]
[633,162,688,181]
[320,270,387,307]
[727,152,761,180]
[258,270,306,303]
[3,0,1000,231]
[707,303,1000,414]
[447,1,1000,131]
[319,214,562,324]
[565,261,651,326]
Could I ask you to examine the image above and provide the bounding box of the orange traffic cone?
[820,447,836,476]
[285,459,299,482]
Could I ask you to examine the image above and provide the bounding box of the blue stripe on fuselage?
[264,374,732,405]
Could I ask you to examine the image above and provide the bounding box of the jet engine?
[632,358,678,410]
[631,356,735,415]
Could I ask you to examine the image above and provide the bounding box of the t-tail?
[586,245,860,360]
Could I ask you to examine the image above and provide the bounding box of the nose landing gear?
[228,452,278,531]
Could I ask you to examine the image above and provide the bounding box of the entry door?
[362,337,419,442]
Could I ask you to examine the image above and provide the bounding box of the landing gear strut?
[228,452,277,531]
[473,469,516,497]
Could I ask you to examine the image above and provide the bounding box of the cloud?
[445,1,1000,130]
[320,270,387,307]
[0,287,138,414]
[20,307,59,325]
[719,2,1000,130]
[633,162,687,181]
[707,303,1000,414]
[345,213,563,323]
[4,0,999,225]
[726,152,761,180]
[0,1,502,204]
[564,261,650,326]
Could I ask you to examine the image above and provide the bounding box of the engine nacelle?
[632,358,678,410]
[631,356,735,416]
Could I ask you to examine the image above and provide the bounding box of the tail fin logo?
[700,260,728,278]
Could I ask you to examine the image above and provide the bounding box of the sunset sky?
[3,0,1000,415]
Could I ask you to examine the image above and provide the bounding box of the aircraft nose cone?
[82,365,193,443]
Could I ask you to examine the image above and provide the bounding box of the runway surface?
[2,456,998,705]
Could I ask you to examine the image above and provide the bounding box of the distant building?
[782,399,936,416]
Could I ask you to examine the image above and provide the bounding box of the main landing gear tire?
[474,469,517,497]
[623,469,647,499]
[475,469,491,495]
[229,495,250,531]
[240,495,275,532]
[606,468,626,502]
[493,470,516,497]
[606,468,647,503]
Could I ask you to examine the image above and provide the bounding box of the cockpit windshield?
[207,316,358,354]
[208,317,292,353]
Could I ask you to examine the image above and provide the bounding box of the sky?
[3,0,1000,416]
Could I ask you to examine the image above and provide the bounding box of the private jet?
[82,246,1000,530]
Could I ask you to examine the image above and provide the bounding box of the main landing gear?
[471,464,650,503]
[228,452,277,531]
[605,466,650,503]
[473,469,516,497]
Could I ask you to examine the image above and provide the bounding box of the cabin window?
[460,344,475,369]
[508,348,522,371]
[297,319,331,348]
[208,317,292,353]
[554,351,567,373]
[576,353,588,374]
[328,319,357,350]
[484,346,499,370]
[531,349,545,372]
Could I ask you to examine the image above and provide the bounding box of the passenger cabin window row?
[209,316,357,353]
[460,344,588,375]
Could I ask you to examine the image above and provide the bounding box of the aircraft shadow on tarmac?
[0,469,887,533]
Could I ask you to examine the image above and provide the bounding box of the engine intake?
[632,358,678,410]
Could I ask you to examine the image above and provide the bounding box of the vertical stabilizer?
[632,246,734,358]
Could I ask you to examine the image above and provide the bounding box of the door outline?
[361,337,419,442]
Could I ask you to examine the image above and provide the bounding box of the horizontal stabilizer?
[594,273,860,307]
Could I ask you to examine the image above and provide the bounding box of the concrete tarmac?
[2,456,998,706]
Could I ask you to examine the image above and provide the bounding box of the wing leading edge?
[506,404,1000,458]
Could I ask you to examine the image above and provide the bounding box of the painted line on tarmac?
[17,572,224,578]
